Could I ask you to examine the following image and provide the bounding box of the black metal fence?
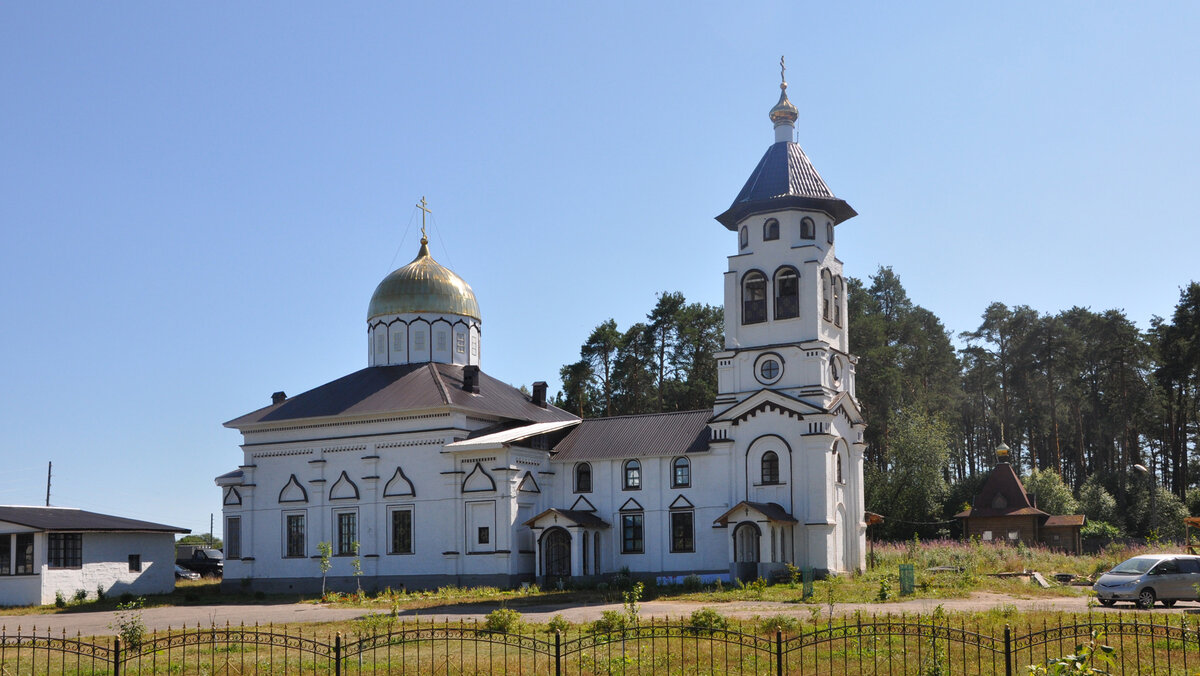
[1,613,1197,675]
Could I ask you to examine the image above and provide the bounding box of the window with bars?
[774,267,799,319]
[742,271,767,324]
[226,517,241,559]
[48,533,82,568]
[285,513,306,558]
[336,511,357,555]
[390,508,413,554]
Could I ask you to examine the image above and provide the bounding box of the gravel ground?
[3,592,1195,638]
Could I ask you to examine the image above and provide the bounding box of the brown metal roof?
[0,506,188,533]
[551,410,712,461]
[1044,515,1086,528]
[958,462,1049,519]
[524,508,610,529]
[714,501,798,525]
[225,363,577,428]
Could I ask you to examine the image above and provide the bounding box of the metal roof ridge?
[586,409,711,422]
[427,362,451,405]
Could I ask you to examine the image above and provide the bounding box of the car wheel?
[1098,599,1115,607]
[1161,599,1176,608]
[1136,588,1156,609]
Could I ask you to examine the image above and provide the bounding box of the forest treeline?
[555,272,1200,540]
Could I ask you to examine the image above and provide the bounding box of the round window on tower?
[754,353,784,385]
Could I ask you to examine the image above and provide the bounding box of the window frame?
[833,276,843,327]
[739,226,748,249]
[836,451,845,484]
[671,457,690,488]
[574,462,592,493]
[773,267,800,320]
[742,270,768,325]
[763,218,779,241]
[0,534,9,575]
[623,459,642,490]
[821,270,832,322]
[283,511,306,559]
[669,510,694,553]
[48,532,83,569]
[225,516,242,560]
[334,509,358,556]
[761,451,780,485]
[621,513,644,554]
[826,221,834,244]
[128,554,142,573]
[801,217,815,240]
[388,505,414,555]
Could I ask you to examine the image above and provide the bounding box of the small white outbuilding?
[0,506,189,607]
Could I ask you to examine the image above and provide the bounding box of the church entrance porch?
[524,508,611,586]
[715,500,800,582]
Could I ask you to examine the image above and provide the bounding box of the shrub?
[757,614,799,634]
[483,608,522,634]
[355,611,397,636]
[73,589,88,603]
[877,577,893,601]
[119,592,134,605]
[55,591,66,608]
[109,598,146,649]
[591,610,629,634]
[95,585,106,601]
[682,574,703,592]
[686,607,728,634]
[1081,520,1122,540]
[547,614,570,635]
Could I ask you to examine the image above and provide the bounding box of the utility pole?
[45,461,51,506]
[209,513,214,547]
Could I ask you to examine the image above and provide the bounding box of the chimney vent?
[462,365,480,394]
[532,381,548,408]
[271,391,288,405]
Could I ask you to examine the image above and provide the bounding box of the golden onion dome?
[769,82,798,127]
[367,237,480,321]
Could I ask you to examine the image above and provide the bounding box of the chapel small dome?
[367,237,480,321]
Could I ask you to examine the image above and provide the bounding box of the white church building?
[216,71,867,593]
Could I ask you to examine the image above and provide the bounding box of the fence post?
[1003,625,1012,676]
[555,630,562,676]
[776,630,783,676]
[113,637,121,676]
[334,632,342,676]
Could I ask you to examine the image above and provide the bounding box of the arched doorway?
[542,527,570,579]
[733,522,760,582]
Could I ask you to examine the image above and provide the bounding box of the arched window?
[774,267,799,320]
[574,463,592,493]
[742,271,767,324]
[833,276,843,326]
[763,219,779,241]
[801,217,815,240]
[761,451,779,484]
[672,457,690,488]
[624,460,641,490]
[826,222,834,244]
[739,226,748,250]
[836,452,844,484]
[821,270,832,322]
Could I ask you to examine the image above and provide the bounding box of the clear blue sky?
[2,3,1197,536]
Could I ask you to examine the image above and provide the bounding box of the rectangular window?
[0,535,10,575]
[390,508,413,554]
[455,332,466,354]
[1007,530,1020,541]
[670,511,694,553]
[285,513,306,558]
[982,530,993,541]
[15,533,34,575]
[226,517,242,559]
[336,511,357,555]
[48,533,83,569]
[436,331,447,351]
[414,331,426,351]
[621,513,644,554]
[478,526,490,545]
[128,554,141,572]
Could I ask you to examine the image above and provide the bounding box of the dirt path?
[5,593,1193,638]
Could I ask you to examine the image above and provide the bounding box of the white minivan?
[1092,554,1200,608]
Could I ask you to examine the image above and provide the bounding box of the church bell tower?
[713,59,858,412]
